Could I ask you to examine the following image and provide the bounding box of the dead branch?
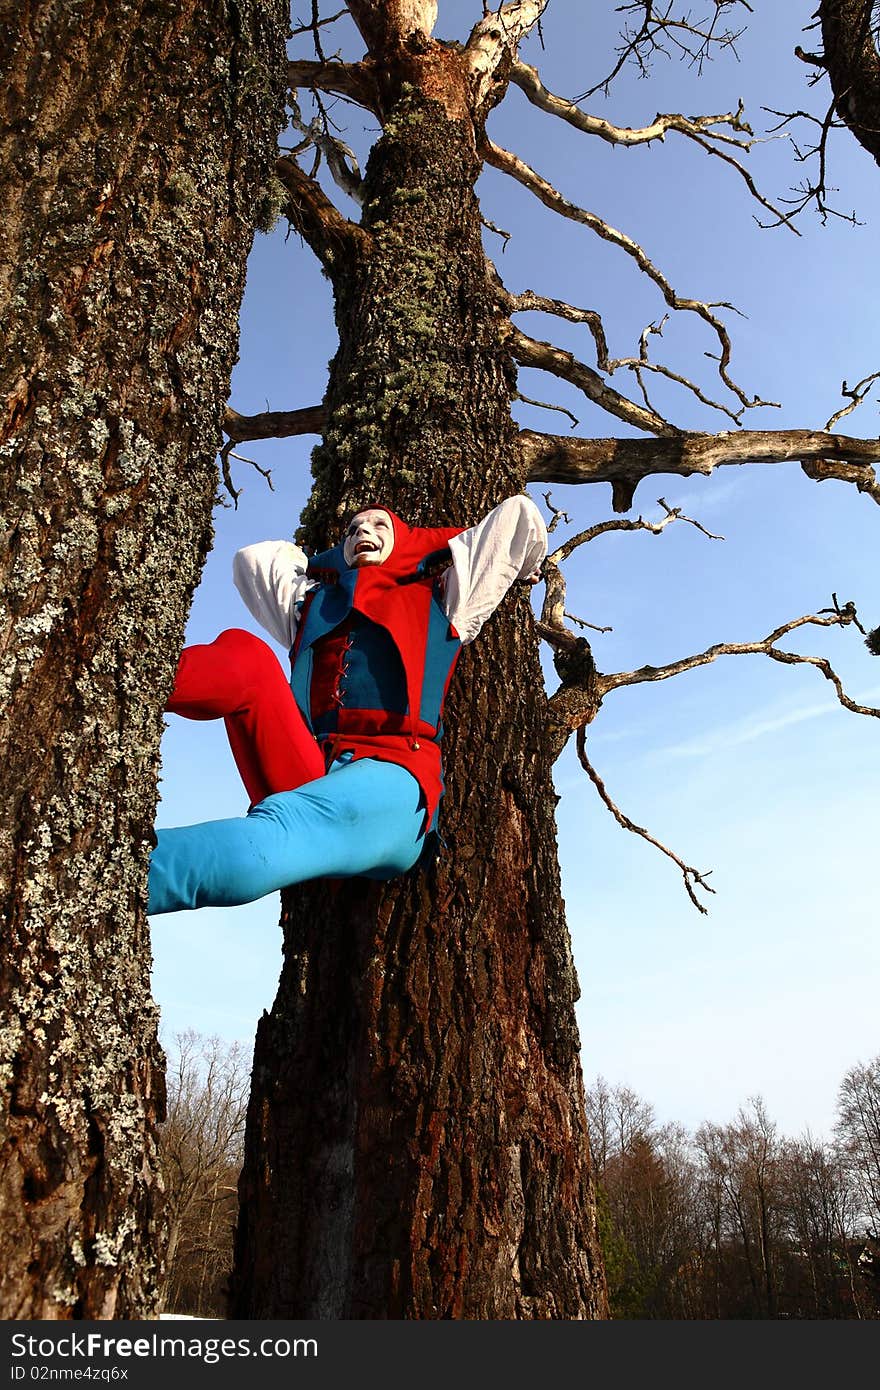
[481,212,512,248]
[496,273,744,428]
[577,0,753,101]
[509,324,675,436]
[274,151,366,265]
[761,100,856,226]
[600,605,880,718]
[540,491,572,534]
[223,404,326,444]
[519,427,880,511]
[576,727,715,913]
[492,272,610,371]
[568,614,613,634]
[219,441,274,509]
[289,93,364,204]
[287,59,380,111]
[484,138,773,414]
[291,7,349,41]
[539,498,718,655]
[516,391,578,427]
[546,592,877,912]
[510,59,794,230]
[551,499,724,567]
[608,317,761,425]
[825,370,880,429]
[799,453,880,500]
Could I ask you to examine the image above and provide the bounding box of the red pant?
[167,628,325,806]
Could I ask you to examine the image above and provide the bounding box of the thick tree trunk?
[0,0,286,1317]
[231,69,607,1319]
[819,1,880,166]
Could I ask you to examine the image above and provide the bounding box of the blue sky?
[151,3,880,1141]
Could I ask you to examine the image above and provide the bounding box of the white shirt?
[233,494,547,650]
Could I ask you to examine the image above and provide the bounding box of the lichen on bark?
[0,0,288,1319]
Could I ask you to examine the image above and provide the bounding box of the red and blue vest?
[290,515,464,834]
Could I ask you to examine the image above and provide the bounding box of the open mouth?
[355,540,378,554]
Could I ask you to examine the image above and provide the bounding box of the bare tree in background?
[835,1055,880,1240]
[779,1134,867,1318]
[159,1033,249,1319]
[695,1099,785,1319]
[587,1075,877,1317]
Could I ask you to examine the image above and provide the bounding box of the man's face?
[342,509,395,568]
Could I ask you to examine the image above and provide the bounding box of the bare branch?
[794,45,828,69]
[567,613,613,634]
[484,138,773,413]
[519,427,880,511]
[287,58,380,112]
[550,591,877,912]
[492,271,610,371]
[550,498,724,566]
[608,316,758,425]
[345,1,439,53]
[510,60,795,230]
[290,7,350,41]
[223,404,326,444]
[481,212,512,249]
[509,324,675,436]
[218,441,274,509]
[497,275,744,428]
[540,491,572,534]
[515,391,578,427]
[539,499,718,661]
[576,727,715,914]
[601,605,880,721]
[825,370,880,429]
[761,100,857,226]
[800,453,880,501]
[289,93,364,204]
[577,0,753,101]
[274,151,365,266]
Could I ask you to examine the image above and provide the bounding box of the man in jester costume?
[147,494,547,915]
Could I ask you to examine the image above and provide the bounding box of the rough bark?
[230,46,606,1319]
[0,0,287,1318]
[819,1,880,166]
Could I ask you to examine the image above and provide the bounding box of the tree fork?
[231,78,607,1319]
[0,0,288,1317]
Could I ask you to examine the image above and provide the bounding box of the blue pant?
[148,756,425,915]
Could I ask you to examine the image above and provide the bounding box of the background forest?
[160,1033,880,1319]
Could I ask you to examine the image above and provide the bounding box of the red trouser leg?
[167,628,325,806]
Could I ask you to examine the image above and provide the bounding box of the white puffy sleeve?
[232,541,314,650]
[442,494,547,646]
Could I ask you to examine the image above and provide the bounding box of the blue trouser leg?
[148,757,425,915]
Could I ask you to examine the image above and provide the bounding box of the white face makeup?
[342,509,395,569]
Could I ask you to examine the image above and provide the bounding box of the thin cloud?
[656,685,880,762]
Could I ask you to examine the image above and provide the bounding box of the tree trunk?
[819,1,880,166]
[0,0,287,1318]
[231,63,607,1319]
